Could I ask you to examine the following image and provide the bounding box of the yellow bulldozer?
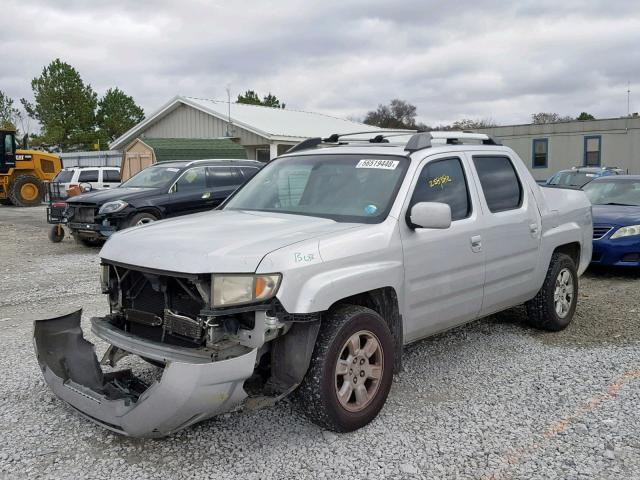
[0,129,62,207]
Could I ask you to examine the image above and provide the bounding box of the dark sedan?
[583,176,640,267]
[64,159,261,245]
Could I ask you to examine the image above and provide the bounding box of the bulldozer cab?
[0,130,17,174]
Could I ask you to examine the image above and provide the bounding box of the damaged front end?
[34,262,321,437]
[33,310,257,438]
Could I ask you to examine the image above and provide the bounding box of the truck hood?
[66,187,161,206]
[99,209,360,273]
[592,204,640,226]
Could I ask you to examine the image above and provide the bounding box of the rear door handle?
[470,235,482,253]
[529,223,539,236]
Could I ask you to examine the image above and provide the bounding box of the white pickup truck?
[34,131,593,437]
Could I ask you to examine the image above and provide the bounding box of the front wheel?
[126,212,158,228]
[296,305,394,432]
[525,252,578,331]
[48,225,65,243]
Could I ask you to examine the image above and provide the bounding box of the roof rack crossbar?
[404,131,501,153]
[286,137,324,154]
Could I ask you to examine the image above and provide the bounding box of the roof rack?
[404,131,501,153]
[286,130,501,155]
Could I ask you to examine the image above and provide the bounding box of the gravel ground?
[1,205,640,480]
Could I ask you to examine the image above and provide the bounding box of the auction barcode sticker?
[356,159,399,170]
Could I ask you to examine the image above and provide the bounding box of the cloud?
[3,0,640,128]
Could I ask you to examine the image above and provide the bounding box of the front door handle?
[470,235,482,253]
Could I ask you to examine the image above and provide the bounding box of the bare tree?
[531,112,573,124]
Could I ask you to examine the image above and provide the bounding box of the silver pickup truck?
[34,131,593,437]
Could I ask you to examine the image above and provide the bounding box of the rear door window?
[78,169,99,183]
[472,156,523,212]
[103,170,121,182]
[409,157,471,221]
[207,167,238,187]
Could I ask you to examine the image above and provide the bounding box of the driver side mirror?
[408,202,452,229]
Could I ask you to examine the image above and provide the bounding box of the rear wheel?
[126,212,158,228]
[9,175,44,207]
[525,252,578,331]
[296,305,394,432]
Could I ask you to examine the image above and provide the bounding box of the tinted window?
[4,134,14,155]
[174,167,207,191]
[409,157,471,221]
[54,170,74,183]
[103,170,121,182]
[78,169,99,182]
[240,167,259,180]
[207,167,238,187]
[473,156,523,212]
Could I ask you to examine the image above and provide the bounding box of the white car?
[52,166,121,197]
[35,131,593,437]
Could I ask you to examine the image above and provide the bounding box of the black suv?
[64,159,262,245]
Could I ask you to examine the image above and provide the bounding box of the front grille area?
[593,226,612,240]
[106,265,209,345]
[72,206,96,223]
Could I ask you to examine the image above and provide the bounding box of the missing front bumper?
[33,310,257,438]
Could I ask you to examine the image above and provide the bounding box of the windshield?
[224,154,409,223]
[120,166,181,188]
[583,180,640,206]
[548,171,597,187]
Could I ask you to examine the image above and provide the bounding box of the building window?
[256,148,270,162]
[532,138,548,168]
[584,136,601,167]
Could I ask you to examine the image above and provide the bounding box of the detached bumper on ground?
[33,310,257,438]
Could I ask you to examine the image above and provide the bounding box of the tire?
[126,212,158,228]
[296,305,394,432]
[48,225,65,243]
[8,175,44,207]
[525,252,578,331]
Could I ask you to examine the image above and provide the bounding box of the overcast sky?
[3,0,640,127]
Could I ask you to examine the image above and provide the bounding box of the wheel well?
[135,207,163,219]
[553,242,581,266]
[330,287,403,373]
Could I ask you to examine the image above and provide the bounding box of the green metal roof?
[141,138,247,162]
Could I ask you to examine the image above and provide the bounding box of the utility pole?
[225,85,233,137]
[627,81,631,117]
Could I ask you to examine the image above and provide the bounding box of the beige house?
[110,96,370,162]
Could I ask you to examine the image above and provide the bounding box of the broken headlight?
[211,274,281,308]
[100,264,110,293]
